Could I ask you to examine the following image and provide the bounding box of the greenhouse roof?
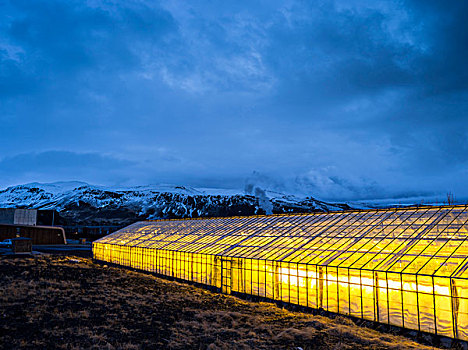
[95,205,468,278]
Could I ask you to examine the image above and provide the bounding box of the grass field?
[0,255,444,349]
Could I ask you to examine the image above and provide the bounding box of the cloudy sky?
[0,0,467,201]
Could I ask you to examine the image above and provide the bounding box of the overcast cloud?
[0,0,467,201]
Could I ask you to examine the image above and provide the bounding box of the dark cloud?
[0,0,467,201]
[1,1,176,97]
[266,3,417,105]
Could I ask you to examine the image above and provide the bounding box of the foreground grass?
[0,255,440,349]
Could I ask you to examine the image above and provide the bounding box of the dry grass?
[0,255,443,349]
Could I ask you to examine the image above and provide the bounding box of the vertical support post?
[451,278,459,339]
[400,273,405,329]
[386,271,390,325]
[348,268,351,315]
[360,269,364,319]
[374,271,380,323]
[297,262,300,305]
[288,262,292,304]
[432,276,438,336]
[306,264,309,308]
[336,268,340,314]
[416,274,420,332]
[318,266,324,309]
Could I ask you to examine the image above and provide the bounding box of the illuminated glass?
[93,205,468,340]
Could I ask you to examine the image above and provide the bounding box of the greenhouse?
[93,205,468,340]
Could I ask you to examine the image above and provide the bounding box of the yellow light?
[92,205,468,341]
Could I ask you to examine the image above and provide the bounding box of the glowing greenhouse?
[93,205,468,340]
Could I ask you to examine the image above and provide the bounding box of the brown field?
[0,255,446,349]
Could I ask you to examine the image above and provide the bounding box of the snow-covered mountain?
[0,182,352,226]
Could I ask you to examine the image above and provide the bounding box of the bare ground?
[0,255,445,349]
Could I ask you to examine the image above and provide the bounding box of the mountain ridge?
[0,181,353,227]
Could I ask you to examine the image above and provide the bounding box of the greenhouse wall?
[93,205,468,341]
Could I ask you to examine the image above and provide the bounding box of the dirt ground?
[0,255,447,349]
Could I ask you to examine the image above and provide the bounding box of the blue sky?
[0,0,467,201]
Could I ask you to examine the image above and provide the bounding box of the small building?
[0,209,66,244]
[0,208,37,226]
